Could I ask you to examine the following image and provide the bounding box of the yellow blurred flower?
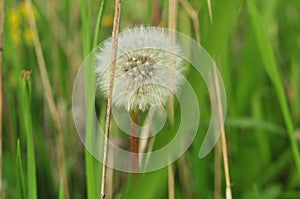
[24,28,35,46]
[20,1,30,16]
[102,15,113,28]
[19,2,39,18]
[9,10,21,45]
[8,2,38,46]
[9,10,19,26]
[11,27,21,45]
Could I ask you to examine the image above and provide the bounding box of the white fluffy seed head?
[95,26,184,112]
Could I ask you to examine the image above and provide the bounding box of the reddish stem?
[130,111,139,174]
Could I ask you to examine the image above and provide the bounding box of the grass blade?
[24,1,70,198]
[79,0,107,198]
[21,72,37,199]
[122,168,168,199]
[247,0,300,179]
[79,0,92,55]
[93,0,108,48]
[16,139,26,199]
[58,179,64,199]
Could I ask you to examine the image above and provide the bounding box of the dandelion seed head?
[96,27,184,112]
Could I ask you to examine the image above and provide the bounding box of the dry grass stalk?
[179,0,201,43]
[213,64,232,199]
[168,164,175,199]
[214,141,222,199]
[168,0,177,198]
[167,0,177,125]
[178,156,194,198]
[100,0,122,198]
[207,0,213,24]
[24,1,70,199]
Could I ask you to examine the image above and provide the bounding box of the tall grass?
[248,0,300,179]
[79,0,108,198]
[16,140,25,199]
[21,71,37,199]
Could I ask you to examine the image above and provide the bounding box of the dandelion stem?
[101,0,121,198]
[130,111,139,174]
[151,0,161,26]
[0,0,4,198]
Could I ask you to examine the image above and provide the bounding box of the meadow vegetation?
[1,0,300,198]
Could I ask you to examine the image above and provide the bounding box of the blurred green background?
[1,0,300,198]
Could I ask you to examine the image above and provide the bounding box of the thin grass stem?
[100,0,122,198]
[214,141,222,199]
[24,2,70,199]
[168,164,175,199]
[0,0,4,198]
[179,0,200,43]
[16,140,25,199]
[207,0,213,24]
[213,64,232,199]
[167,1,177,198]
[167,0,177,125]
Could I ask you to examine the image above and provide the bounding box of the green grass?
[248,0,300,179]
[21,70,37,199]
[80,0,108,198]
[16,140,25,199]
[2,0,300,198]
[58,179,64,199]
